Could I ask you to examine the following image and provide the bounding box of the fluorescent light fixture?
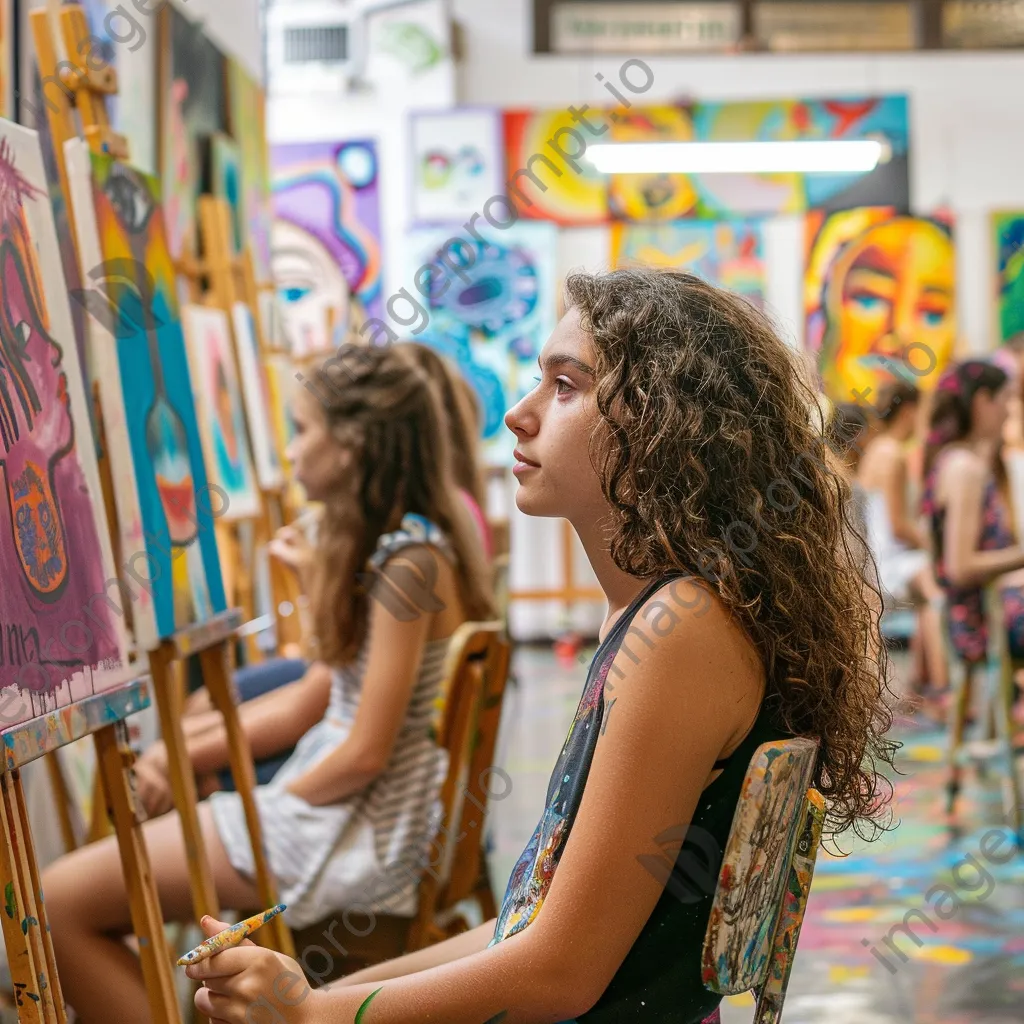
[584,140,886,175]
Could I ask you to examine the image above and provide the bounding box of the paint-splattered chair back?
[702,738,825,1023]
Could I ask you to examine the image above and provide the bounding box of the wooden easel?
[1,683,181,1024]
[31,3,295,965]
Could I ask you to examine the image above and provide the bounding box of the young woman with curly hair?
[41,345,494,1022]
[181,269,896,1024]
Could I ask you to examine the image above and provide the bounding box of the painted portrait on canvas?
[612,221,766,308]
[272,140,382,355]
[183,306,261,520]
[0,126,129,719]
[806,207,957,402]
[67,145,227,642]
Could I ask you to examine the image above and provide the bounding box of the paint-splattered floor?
[489,645,1024,1023]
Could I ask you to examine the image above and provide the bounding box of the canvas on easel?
[0,119,131,724]
[64,139,227,644]
[231,302,284,491]
[182,303,262,517]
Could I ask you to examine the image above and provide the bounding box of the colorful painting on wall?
[611,221,766,307]
[231,303,285,491]
[407,221,558,464]
[265,353,296,471]
[66,142,228,645]
[272,139,383,355]
[504,109,609,225]
[182,306,261,519]
[210,133,245,255]
[805,207,957,402]
[411,109,503,224]
[0,124,130,719]
[160,3,226,260]
[607,106,698,222]
[994,212,1024,345]
[691,96,909,217]
[503,95,908,223]
[227,59,273,282]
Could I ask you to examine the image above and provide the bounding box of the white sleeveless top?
[209,515,454,928]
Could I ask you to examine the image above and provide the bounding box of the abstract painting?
[66,141,227,645]
[611,221,766,307]
[0,124,130,720]
[209,133,244,255]
[231,302,284,491]
[505,96,909,223]
[691,96,909,217]
[407,221,558,464]
[504,109,609,224]
[994,212,1024,345]
[227,59,273,282]
[607,106,698,222]
[411,109,503,224]
[159,3,226,260]
[805,207,957,402]
[182,305,261,520]
[272,139,383,355]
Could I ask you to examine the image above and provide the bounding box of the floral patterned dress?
[923,452,1024,663]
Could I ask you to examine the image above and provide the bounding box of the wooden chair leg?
[94,722,182,1024]
[946,662,973,816]
[199,642,295,959]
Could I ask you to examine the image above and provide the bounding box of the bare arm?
[161,669,331,776]
[338,921,499,987]
[944,451,1024,586]
[879,450,925,549]
[285,551,437,806]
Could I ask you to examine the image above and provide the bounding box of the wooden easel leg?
[0,774,46,1022]
[8,772,67,1023]
[150,643,221,924]
[198,642,295,959]
[93,722,182,1024]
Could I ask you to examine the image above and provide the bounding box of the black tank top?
[489,575,791,1022]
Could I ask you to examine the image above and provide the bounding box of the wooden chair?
[702,739,825,1023]
[291,622,511,978]
[944,587,1024,844]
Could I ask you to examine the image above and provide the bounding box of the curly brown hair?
[301,344,495,665]
[565,268,896,842]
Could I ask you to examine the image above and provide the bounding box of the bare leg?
[42,803,261,1024]
[913,567,949,693]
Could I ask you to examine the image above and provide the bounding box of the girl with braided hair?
[41,344,494,1022]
